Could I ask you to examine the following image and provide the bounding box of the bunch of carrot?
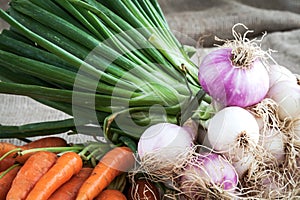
[0,137,135,200]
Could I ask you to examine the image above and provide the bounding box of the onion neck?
[237,130,251,149]
[214,23,272,69]
[230,46,256,69]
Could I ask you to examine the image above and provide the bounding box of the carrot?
[75,147,135,200]
[25,151,83,200]
[0,157,15,172]
[6,151,57,200]
[21,136,67,149]
[0,142,17,157]
[0,165,21,200]
[48,167,93,200]
[94,189,127,200]
[15,136,67,163]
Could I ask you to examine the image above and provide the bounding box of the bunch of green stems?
[0,0,211,144]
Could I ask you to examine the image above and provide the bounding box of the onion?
[207,106,260,159]
[231,153,255,178]
[182,118,199,142]
[198,48,269,108]
[198,24,270,108]
[137,123,193,162]
[128,179,161,200]
[267,80,300,120]
[268,64,297,87]
[180,152,238,199]
[261,128,285,164]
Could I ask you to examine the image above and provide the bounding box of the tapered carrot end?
[100,147,135,172]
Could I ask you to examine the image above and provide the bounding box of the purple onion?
[198,48,269,108]
[182,152,238,191]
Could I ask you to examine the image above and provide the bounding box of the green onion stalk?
[0,0,212,146]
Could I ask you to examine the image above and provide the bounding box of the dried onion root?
[244,98,300,198]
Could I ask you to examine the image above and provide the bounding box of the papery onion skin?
[127,179,161,200]
[268,64,297,88]
[232,153,255,178]
[181,153,238,191]
[198,48,269,108]
[207,106,260,153]
[267,80,300,120]
[261,129,285,164]
[137,123,193,161]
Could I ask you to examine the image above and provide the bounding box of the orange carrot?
[15,137,68,163]
[25,151,83,200]
[94,189,127,200]
[0,142,17,157]
[76,147,135,200]
[0,157,15,172]
[21,136,67,149]
[0,165,21,200]
[6,151,57,200]
[48,167,93,200]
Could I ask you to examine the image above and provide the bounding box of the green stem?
[0,118,77,138]
[0,164,20,179]
[0,148,22,161]
[19,146,84,156]
[0,9,123,88]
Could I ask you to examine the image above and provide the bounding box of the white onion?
[268,64,297,88]
[137,123,193,162]
[207,106,260,157]
[232,153,255,178]
[267,80,300,120]
[261,128,285,163]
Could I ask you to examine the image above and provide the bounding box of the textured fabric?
[0,0,299,144]
[159,0,300,73]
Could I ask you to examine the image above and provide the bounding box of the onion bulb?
[137,123,193,162]
[128,179,161,200]
[261,128,285,164]
[267,80,300,120]
[180,152,238,199]
[231,153,255,178]
[268,64,297,87]
[198,24,270,108]
[207,106,260,160]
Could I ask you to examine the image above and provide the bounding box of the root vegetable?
[7,151,57,200]
[25,151,82,200]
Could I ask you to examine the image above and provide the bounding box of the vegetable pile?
[0,137,134,200]
[132,25,300,199]
[0,0,300,199]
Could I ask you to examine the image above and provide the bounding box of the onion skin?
[137,123,193,161]
[267,80,300,120]
[268,64,297,87]
[232,153,255,178]
[261,129,285,164]
[198,48,269,108]
[207,106,260,154]
[180,152,238,198]
[127,179,160,200]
